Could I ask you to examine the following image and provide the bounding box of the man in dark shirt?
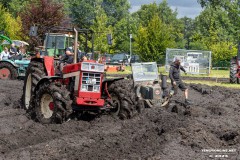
[62,41,86,64]
[169,59,192,105]
[10,43,18,56]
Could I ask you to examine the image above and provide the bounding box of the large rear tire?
[108,79,142,119]
[22,61,47,110]
[0,62,18,80]
[35,81,72,124]
[230,58,238,84]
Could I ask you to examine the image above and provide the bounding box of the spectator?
[10,43,18,56]
[0,47,11,60]
[19,44,26,55]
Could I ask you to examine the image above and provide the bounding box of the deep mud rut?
[0,79,239,160]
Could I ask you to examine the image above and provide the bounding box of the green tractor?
[0,34,30,80]
[42,33,73,57]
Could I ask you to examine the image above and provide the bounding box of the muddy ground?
[0,79,239,160]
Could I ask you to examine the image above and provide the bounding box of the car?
[130,55,141,63]
[110,53,129,65]
[101,54,112,64]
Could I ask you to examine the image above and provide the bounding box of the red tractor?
[22,28,141,123]
[230,43,240,83]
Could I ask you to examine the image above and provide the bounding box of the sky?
[129,0,203,19]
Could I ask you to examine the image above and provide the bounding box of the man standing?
[169,59,192,105]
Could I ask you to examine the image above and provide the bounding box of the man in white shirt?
[0,47,11,60]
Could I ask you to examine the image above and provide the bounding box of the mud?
[0,79,239,160]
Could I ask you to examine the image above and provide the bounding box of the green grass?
[106,66,237,88]
[183,80,240,89]
[107,66,230,78]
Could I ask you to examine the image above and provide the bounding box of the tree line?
[0,0,239,64]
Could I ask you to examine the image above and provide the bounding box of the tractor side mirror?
[29,26,38,36]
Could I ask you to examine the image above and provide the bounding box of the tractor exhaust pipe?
[161,75,167,89]
[73,28,78,64]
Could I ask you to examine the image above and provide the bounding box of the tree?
[133,1,184,49]
[197,0,240,41]
[0,4,23,39]
[180,17,195,49]
[91,0,112,53]
[102,0,130,27]
[135,15,175,63]
[8,0,30,17]
[69,0,96,29]
[20,0,65,48]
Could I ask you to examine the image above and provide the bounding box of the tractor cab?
[42,33,73,57]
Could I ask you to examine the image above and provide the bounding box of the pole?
[130,34,132,59]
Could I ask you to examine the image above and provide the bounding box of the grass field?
[107,66,229,78]
[106,66,238,88]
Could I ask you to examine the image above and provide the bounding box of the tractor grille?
[81,72,101,92]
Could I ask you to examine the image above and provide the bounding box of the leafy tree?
[180,17,195,49]
[133,1,184,49]
[135,15,175,63]
[8,0,30,17]
[0,0,12,9]
[102,0,130,26]
[0,4,23,39]
[20,0,65,48]
[91,0,112,53]
[197,0,240,41]
[69,0,96,29]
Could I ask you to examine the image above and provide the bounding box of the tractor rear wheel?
[230,58,238,83]
[35,81,72,124]
[22,61,47,110]
[0,62,18,80]
[108,79,142,119]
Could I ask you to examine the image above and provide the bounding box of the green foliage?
[102,0,130,26]
[91,0,112,53]
[69,0,96,29]
[8,0,30,17]
[0,4,23,39]
[20,0,65,48]
[210,42,237,62]
[135,15,175,63]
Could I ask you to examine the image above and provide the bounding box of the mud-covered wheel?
[35,81,72,124]
[22,61,47,110]
[108,79,141,119]
[0,62,18,80]
[230,58,238,84]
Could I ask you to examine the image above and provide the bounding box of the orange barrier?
[104,64,125,72]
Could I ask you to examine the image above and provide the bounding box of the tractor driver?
[169,58,192,105]
[61,41,86,64]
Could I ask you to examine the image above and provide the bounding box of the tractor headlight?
[81,62,104,72]
[81,85,88,91]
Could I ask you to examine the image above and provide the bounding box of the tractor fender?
[34,76,62,95]
[102,77,124,93]
[102,77,124,86]
[30,56,55,76]
[0,60,17,68]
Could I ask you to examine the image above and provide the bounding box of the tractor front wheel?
[22,61,47,110]
[0,62,18,80]
[35,81,72,124]
[108,79,141,119]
